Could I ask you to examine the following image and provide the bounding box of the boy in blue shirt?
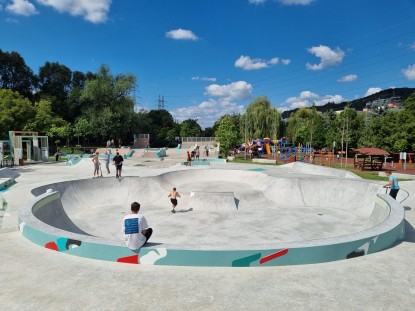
[384,170,399,199]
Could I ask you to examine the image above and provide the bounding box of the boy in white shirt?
[122,202,152,250]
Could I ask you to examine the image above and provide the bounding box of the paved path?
[0,160,414,310]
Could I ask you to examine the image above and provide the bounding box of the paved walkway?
[0,159,414,310]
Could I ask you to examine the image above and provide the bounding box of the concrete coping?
[17,183,406,266]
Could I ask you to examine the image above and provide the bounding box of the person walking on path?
[122,202,152,250]
[105,149,111,174]
[384,170,400,199]
[92,151,100,177]
[112,152,124,179]
[168,187,181,213]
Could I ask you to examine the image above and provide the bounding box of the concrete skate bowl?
[19,169,405,267]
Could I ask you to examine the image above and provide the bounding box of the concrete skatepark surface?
[1,156,415,309]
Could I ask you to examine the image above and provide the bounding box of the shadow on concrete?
[177,208,193,213]
[405,219,415,243]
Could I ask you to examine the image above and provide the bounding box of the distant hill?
[281,87,415,119]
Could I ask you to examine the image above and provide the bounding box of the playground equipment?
[9,131,49,165]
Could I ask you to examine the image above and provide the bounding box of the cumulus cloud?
[306,45,345,70]
[338,74,357,82]
[36,0,111,23]
[204,81,253,101]
[279,0,314,4]
[192,76,217,82]
[166,28,198,41]
[402,64,415,80]
[279,91,344,111]
[281,59,290,65]
[6,0,38,16]
[235,55,288,70]
[171,99,245,128]
[365,87,382,97]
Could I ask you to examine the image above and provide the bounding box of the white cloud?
[402,64,415,80]
[306,45,345,70]
[281,59,290,65]
[280,91,344,111]
[166,28,198,41]
[410,42,415,51]
[338,74,357,82]
[279,0,314,4]
[365,87,382,97]
[37,0,111,23]
[235,55,285,70]
[6,0,38,16]
[6,17,19,23]
[0,4,3,11]
[204,81,253,101]
[192,76,217,82]
[171,99,245,128]
[249,0,266,4]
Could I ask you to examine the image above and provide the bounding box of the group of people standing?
[92,149,124,178]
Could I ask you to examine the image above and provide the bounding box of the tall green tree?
[80,64,136,143]
[38,62,72,118]
[0,49,36,99]
[215,116,238,156]
[180,119,202,137]
[0,89,35,139]
[243,96,281,141]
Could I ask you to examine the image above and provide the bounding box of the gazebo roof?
[353,148,390,156]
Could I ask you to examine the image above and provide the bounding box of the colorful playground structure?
[240,137,313,163]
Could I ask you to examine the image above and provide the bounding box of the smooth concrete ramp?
[188,191,238,210]
[19,167,406,267]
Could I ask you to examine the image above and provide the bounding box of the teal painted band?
[18,190,405,267]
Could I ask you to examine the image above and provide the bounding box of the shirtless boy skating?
[168,187,181,213]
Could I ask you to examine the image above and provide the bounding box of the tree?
[80,64,136,143]
[0,89,35,139]
[180,119,202,137]
[0,49,36,99]
[38,62,72,118]
[286,108,323,147]
[73,118,92,146]
[244,97,281,141]
[147,109,175,147]
[215,116,238,156]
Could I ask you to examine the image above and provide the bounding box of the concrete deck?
[1,156,414,309]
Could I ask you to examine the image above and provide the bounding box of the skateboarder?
[112,152,124,179]
[384,170,400,199]
[122,202,152,250]
[92,151,100,177]
[168,187,181,213]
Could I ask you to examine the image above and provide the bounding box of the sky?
[0,0,415,128]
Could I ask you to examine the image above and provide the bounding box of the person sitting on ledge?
[122,202,152,250]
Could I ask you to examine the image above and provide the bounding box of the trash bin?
[19,158,24,166]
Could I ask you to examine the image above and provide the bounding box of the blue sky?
[1,0,415,128]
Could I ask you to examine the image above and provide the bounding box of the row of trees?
[1,49,414,154]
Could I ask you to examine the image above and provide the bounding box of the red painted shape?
[117,254,139,264]
[260,248,289,264]
[45,241,59,251]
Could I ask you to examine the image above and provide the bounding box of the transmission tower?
[157,95,166,110]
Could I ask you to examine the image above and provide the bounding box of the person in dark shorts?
[384,170,400,199]
[168,187,181,213]
[112,152,124,179]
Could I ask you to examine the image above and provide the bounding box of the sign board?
[400,152,407,160]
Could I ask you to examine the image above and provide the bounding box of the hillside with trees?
[0,49,414,155]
